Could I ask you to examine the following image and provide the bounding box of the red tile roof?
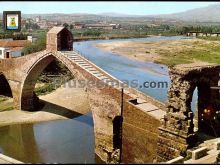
[0,40,31,47]
[9,47,24,52]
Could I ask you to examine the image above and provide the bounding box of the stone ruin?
[157,62,220,162]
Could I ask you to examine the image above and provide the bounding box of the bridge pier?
[87,85,122,163]
[157,72,196,162]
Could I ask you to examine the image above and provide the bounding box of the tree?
[70,24,73,29]
[63,23,69,28]
[22,33,46,55]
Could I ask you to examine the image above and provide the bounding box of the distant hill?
[99,12,144,17]
[2,3,220,24]
[153,3,220,22]
[100,3,220,22]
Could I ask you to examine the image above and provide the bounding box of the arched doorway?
[191,87,198,132]
[60,29,73,51]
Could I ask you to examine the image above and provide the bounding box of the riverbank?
[0,80,90,127]
[95,37,220,67]
[73,34,162,41]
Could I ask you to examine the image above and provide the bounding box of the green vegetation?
[22,32,46,55]
[35,83,56,96]
[34,60,74,96]
[155,39,220,67]
[24,22,40,30]
[197,36,220,41]
[69,24,220,40]
[0,96,13,112]
[0,97,7,103]
[71,28,148,40]
[0,106,14,112]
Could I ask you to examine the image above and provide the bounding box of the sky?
[0,1,219,15]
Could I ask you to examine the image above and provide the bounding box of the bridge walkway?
[60,51,166,119]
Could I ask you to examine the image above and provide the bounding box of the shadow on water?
[38,99,83,119]
[38,100,94,127]
[0,112,96,163]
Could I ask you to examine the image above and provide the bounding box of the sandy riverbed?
[95,38,220,66]
[0,80,90,127]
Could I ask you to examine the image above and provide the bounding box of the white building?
[0,39,31,59]
[0,47,10,59]
[35,16,41,23]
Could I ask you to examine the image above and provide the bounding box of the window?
[6,52,10,58]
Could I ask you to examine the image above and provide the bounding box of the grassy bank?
[155,39,220,66]
[197,36,220,41]
[73,34,150,41]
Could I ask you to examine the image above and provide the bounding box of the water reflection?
[0,124,42,163]
[0,112,95,163]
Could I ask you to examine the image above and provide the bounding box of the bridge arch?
[20,53,78,111]
[19,51,122,163]
[0,73,13,98]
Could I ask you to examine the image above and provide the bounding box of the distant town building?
[73,23,85,29]
[36,19,48,29]
[84,24,120,30]
[147,24,161,27]
[27,36,33,43]
[47,21,62,29]
[21,19,26,28]
[0,39,31,59]
[35,16,41,23]
[26,18,34,24]
[36,19,62,30]
[109,23,121,29]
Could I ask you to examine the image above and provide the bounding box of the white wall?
[0,48,5,59]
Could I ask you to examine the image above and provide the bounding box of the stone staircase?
[60,51,138,98]
[184,137,220,163]
[60,51,122,88]
[168,137,220,164]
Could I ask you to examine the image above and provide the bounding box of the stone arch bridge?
[0,48,165,163]
[1,26,219,163]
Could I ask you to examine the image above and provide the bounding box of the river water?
[0,36,196,163]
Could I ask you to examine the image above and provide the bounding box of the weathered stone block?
[214,141,220,151]
[165,156,184,164]
[191,147,208,160]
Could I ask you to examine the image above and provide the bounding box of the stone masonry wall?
[122,100,161,163]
